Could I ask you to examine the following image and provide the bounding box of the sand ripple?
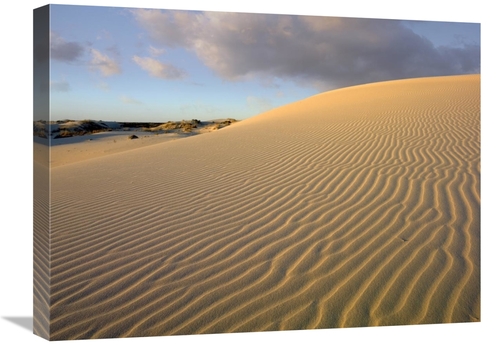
[41,75,480,339]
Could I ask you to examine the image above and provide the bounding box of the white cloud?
[131,10,480,90]
[149,45,166,57]
[89,48,121,77]
[132,56,186,79]
[96,30,112,41]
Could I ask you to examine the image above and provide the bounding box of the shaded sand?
[41,119,237,168]
[47,131,194,168]
[33,144,50,339]
[42,75,480,339]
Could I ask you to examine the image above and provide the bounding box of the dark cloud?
[50,32,85,62]
[436,44,480,74]
[131,10,480,90]
[50,32,122,77]
[34,42,49,63]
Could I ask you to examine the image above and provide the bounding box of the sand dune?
[38,118,237,168]
[39,75,480,339]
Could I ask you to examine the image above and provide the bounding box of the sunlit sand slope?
[47,75,480,339]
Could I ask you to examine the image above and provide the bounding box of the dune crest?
[42,75,480,339]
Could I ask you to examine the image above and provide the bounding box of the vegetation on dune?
[52,120,111,138]
[33,121,48,138]
[39,118,238,139]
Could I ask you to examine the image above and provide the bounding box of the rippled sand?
[34,75,480,340]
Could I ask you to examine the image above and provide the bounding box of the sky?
[42,4,480,122]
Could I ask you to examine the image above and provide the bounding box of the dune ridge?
[43,75,480,339]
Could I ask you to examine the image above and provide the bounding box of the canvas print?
[33,4,480,341]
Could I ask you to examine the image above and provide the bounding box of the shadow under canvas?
[3,317,33,333]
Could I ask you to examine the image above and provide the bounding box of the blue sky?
[45,4,480,122]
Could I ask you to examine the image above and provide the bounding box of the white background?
[1,1,497,344]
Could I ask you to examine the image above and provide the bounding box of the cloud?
[106,44,121,58]
[132,56,186,79]
[120,95,142,104]
[131,10,480,90]
[50,31,85,62]
[96,30,112,41]
[50,80,70,92]
[89,48,121,76]
[149,45,166,57]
